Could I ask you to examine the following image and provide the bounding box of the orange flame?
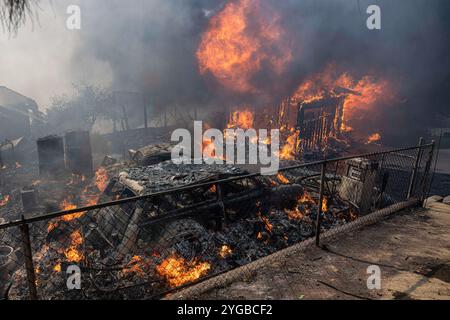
[197,0,291,93]
[60,200,84,222]
[48,171,104,232]
[95,167,109,193]
[60,199,77,211]
[155,254,211,287]
[322,197,328,212]
[219,245,233,258]
[278,130,300,160]
[53,263,62,273]
[209,185,217,193]
[123,255,146,276]
[227,109,254,129]
[366,133,381,144]
[300,192,314,204]
[47,198,81,232]
[64,230,83,263]
[277,173,290,184]
[284,191,315,220]
[285,207,304,220]
[259,215,273,233]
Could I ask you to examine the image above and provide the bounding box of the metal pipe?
[420,140,436,202]
[316,161,327,246]
[407,137,424,199]
[19,217,38,300]
[216,183,226,229]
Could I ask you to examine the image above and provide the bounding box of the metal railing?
[0,139,435,300]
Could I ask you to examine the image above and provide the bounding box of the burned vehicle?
[9,154,393,299]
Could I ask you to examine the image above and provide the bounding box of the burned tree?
[0,0,37,33]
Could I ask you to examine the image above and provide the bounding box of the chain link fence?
[0,141,435,300]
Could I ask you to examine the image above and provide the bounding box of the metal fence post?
[216,183,226,230]
[420,140,436,202]
[315,161,327,247]
[407,137,424,199]
[19,216,38,300]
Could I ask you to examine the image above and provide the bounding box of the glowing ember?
[95,167,109,193]
[53,263,62,273]
[268,178,277,187]
[123,255,146,276]
[82,193,100,207]
[48,171,104,233]
[277,173,290,184]
[292,65,395,135]
[285,207,304,220]
[300,192,314,204]
[285,192,315,220]
[321,198,328,212]
[0,194,10,207]
[64,230,83,263]
[59,200,84,224]
[219,245,233,258]
[155,254,211,287]
[227,109,255,129]
[197,0,291,93]
[293,67,353,104]
[366,133,381,144]
[60,199,77,211]
[259,215,273,233]
[34,266,40,286]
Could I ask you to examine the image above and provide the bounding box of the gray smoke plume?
[3,0,449,145]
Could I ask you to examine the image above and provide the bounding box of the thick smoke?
[66,0,223,107]
[4,0,449,145]
[66,0,450,144]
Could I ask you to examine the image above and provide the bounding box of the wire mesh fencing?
[0,141,436,300]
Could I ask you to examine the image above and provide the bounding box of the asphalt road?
[435,149,450,174]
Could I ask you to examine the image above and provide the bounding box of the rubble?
[6,158,359,300]
[443,196,450,205]
[122,161,245,195]
[425,195,444,203]
[129,143,175,166]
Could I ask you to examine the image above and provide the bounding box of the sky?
[0,0,113,108]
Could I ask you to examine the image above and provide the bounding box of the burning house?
[0,0,449,302]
